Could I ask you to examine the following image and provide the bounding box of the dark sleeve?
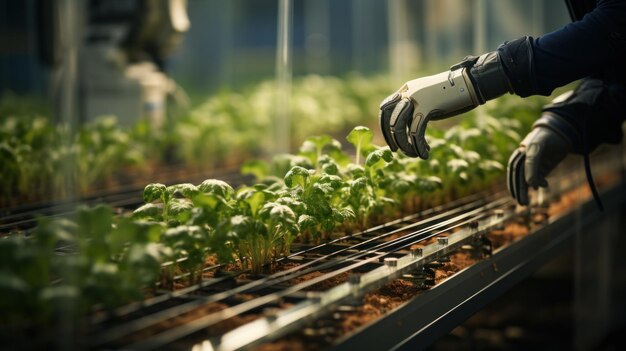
[497,0,626,97]
[542,78,626,153]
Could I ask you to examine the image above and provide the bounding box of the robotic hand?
[379,51,513,159]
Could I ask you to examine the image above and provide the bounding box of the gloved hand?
[379,52,513,159]
[507,114,575,206]
[380,37,540,159]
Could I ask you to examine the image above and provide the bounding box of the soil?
[252,336,324,351]
[123,291,292,345]
[434,251,477,284]
[201,260,239,280]
[125,302,231,343]
[338,283,414,336]
[254,251,480,351]
[547,185,591,218]
[249,174,623,351]
[488,223,529,250]
[488,182,595,251]
[155,170,621,350]
[274,261,301,272]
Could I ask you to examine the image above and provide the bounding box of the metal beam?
[332,182,624,351]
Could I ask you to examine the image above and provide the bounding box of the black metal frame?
[331,182,625,351]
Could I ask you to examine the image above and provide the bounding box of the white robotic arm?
[380,51,513,159]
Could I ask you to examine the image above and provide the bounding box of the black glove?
[510,78,625,209]
[507,114,576,206]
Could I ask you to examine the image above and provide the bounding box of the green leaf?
[259,176,284,191]
[306,135,334,152]
[340,207,356,221]
[300,135,335,165]
[167,183,199,199]
[480,160,504,172]
[238,188,267,216]
[76,205,114,240]
[198,179,234,199]
[321,161,339,175]
[462,150,481,164]
[365,148,392,168]
[167,198,194,219]
[261,202,296,222]
[365,150,381,166]
[230,215,264,240]
[109,219,163,254]
[390,178,412,194]
[276,196,306,214]
[318,174,344,190]
[133,203,162,220]
[326,142,351,166]
[143,183,166,203]
[417,176,443,192]
[332,207,356,222]
[298,140,317,156]
[349,177,368,192]
[318,155,339,175]
[447,159,469,173]
[192,193,232,211]
[379,196,398,207]
[346,126,373,164]
[241,159,270,182]
[284,166,311,188]
[345,164,365,179]
[271,154,314,178]
[346,126,373,150]
[459,128,481,142]
[298,214,318,229]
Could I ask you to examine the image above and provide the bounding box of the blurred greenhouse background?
[1,0,571,97]
[167,0,570,91]
[0,0,571,205]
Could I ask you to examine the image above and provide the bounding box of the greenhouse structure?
[1,1,625,350]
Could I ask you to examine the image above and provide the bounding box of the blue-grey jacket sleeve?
[498,0,626,97]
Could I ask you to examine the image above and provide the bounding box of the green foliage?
[198,179,235,199]
[346,126,375,165]
[241,160,270,182]
[0,114,145,206]
[0,205,169,326]
[1,80,550,328]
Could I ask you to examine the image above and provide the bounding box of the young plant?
[342,127,396,228]
[298,135,347,171]
[134,182,198,225]
[161,225,208,285]
[346,126,376,165]
[283,165,353,243]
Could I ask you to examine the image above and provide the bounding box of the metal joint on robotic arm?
[380,50,515,159]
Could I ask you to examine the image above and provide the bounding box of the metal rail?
[184,151,624,351]
[87,192,496,345]
[186,198,515,351]
[93,195,511,350]
[85,191,493,333]
[332,181,624,351]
